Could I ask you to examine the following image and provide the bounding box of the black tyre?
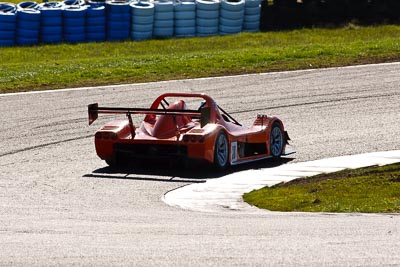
[105,158,117,167]
[270,122,284,158]
[213,131,229,170]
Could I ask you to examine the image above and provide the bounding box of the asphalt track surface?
[1,63,400,266]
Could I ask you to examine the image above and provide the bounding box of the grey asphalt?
[1,63,400,266]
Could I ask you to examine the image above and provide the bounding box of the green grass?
[243,163,400,213]
[7,0,28,3]
[1,25,400,93]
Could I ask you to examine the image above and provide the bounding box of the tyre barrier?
[86,4,106,42]
[174,1,195,37]
[63,1,87,43]
[87,0,106,6]
[15,2,40,45]
[219,0,244,35]
[130,1,154,41]
[0,2,17,46]
[153,1,174,38]
[64,0,85,5]
[6,0,399,46]
[3,0,261,47]
[243,0,260,32]
[106,0,130,41]
[196,0,219,36]
[39,2,64,43]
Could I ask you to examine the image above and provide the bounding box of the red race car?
[88,93,294,169]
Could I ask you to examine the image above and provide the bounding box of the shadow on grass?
[83,157,295,183]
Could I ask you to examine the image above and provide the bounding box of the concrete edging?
[163,150,400,213]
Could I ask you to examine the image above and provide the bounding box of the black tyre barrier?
[262,1,300,30]
[0,3,17,46]
[259,0,400,30]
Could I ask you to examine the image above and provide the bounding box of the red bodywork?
[88,93,293,168]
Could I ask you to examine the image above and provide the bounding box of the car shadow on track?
[83,158,295,183]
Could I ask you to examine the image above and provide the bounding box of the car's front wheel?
[213,131,229,170]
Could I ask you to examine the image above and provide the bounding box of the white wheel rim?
[270,126,283,156]
[216,134,228,166]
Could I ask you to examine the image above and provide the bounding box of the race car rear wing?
[88,103,211,127]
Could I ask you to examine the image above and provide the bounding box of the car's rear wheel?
[106,158,117,167]
[105,153,126,167]
[270,122,284,158]
[214,131,229,170]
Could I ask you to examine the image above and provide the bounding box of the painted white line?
[2,61,400,97]
[162,150,400,213]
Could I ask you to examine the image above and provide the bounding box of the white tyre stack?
[131,1,154,41]
[174,0,196,38]
[195,0,219,37]
[153,0,174,38]
[219,0,245,35]
[243,0,260,32]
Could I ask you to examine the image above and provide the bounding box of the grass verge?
[1,25,400,93]
[243,163,400,213]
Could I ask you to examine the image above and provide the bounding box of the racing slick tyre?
[269,122,284,158]
[213,131,229,170]
[105,154,127,167]
[106,159,117,167]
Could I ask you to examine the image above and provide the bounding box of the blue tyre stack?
[219,0,244,35]
[63,0,87,43]
[174,1,196,38]
[16,2,41,46]
[153,1,174,39]
[0,3,17,47]
[130,1,154,41]
[86,4,106,42]
[195,0,219,37]
[39,2,64,44]
[106,0,130,41]
[243,0,260,32]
